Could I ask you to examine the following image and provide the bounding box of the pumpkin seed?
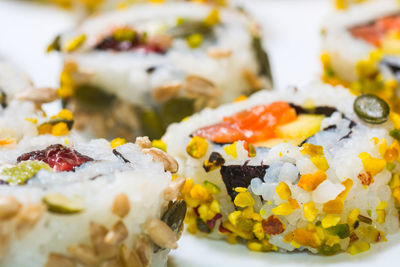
[43,193,84,214]
[354,94,389,124]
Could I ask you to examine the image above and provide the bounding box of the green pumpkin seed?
[43,193,84,214]
[1,161,52,185]
[354,94,389,124]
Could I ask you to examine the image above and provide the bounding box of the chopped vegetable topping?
[17,144,93,172]
[203,152,225,172]
[358,152,386,176]
[187,33,203,48]
[0,160,51,185]
[262,215,285,235]
[353,94,390,124]
[186,136,208,158]
[43,193,84,214]
[275,182,291,200]
[65,34,86,52]
[110,137,127,149]
[297,170,327,191]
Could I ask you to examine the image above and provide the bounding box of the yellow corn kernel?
[297,170,327,191]
[315,226,325,241]
[152,139,167,152]
[335,0,347,10]
[51,122,69,136]
[272,202,295,216]
[384,141,399,162]
[326,235,341,247]
[25,118,37,124]
[323,198,344,214]
[204,9,220,26]
[181,178,193,194]
[276,182,291,200]
[301,143,324,157]
[348,208,360,227]
[348,241,370,255]
[65,34,86,52]
[56,109,74,120]
[389,173,400,189]
[390,112,400,129]
[338,178,353,200]
[224,142,238,159]
[359,152,386,176]
[234,187,247,193]
[190,184,210,202]
[38,123,52,135]
[393,187,400,204]
[293,228,321,248]
[234,191,255,208]
[187,33,203,49]
[252,222,264,240]
[303,201,318,222]
[247,240,264,252]
[228,211,242,227]
[371,137,379,145]
[184,195,200,208]
[283,232,294,243]
[210,199,220,213]
[310,156,329,171]
[110,137,126,149]
[288,198,300,210]
[378,138,388,157]
[0,138,16,146]
[227,234,238,244]
[321,214,341,228]
[234,95,247,102]
[186,136,208,158]
[198,204,216,221]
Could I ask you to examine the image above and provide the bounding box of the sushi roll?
[51,2,272,140]
[0,61,62,143]
[321,0,400,109]
[0,133,186,266]
[163,82,400,255]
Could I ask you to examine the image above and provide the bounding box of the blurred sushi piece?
[321,0,400,109]
[51,2,272,140]
[0,134,185,267]
[163,82,400,255]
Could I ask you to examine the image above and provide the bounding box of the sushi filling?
[179,99,400,254]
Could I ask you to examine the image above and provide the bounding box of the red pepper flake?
[218,223,232,234]
[262,215,285,235]
[357,172,373,186]
[206,213,222,229]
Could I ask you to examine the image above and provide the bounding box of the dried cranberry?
[218,223,232,234]
[17,144,93,172]
[206,213,222,229]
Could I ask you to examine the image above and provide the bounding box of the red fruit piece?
[17,144,93,172]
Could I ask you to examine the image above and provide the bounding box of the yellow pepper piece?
[348,241,370,255]
[181,178,193,194]
[66,34,86,52]
[323,198,344,214]
[384,141,399,162]
[272,202,295,216]
[234,191,255,208]
[252,222,264,240]
[152,139,167,152]
[204,8,220,26]
[310,156,329,171]
[301,143,324,157]
[359,152,386,176]
[56,109,74,120]
[276,182,291,200]
[25,118,38,124]
[224,142,238,159]
[293,228,321,248]
[190,184,210,202]
[393,187,400,205]
[303,201,318,222]
[0,137,17,146]
[51,122,69,136]
[297,170,327,191]
[321,214,341,228]
[110,137,127,149]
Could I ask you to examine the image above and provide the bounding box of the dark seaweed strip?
[113,149,130,163]
[289,104,338,117]
[0,89,7,109]
[220,165,269,201]
[252,34,273,85]
[0,179,8,185]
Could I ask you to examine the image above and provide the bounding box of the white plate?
[1,0,399,266]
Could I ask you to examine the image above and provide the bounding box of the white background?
[1,0,400,266]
